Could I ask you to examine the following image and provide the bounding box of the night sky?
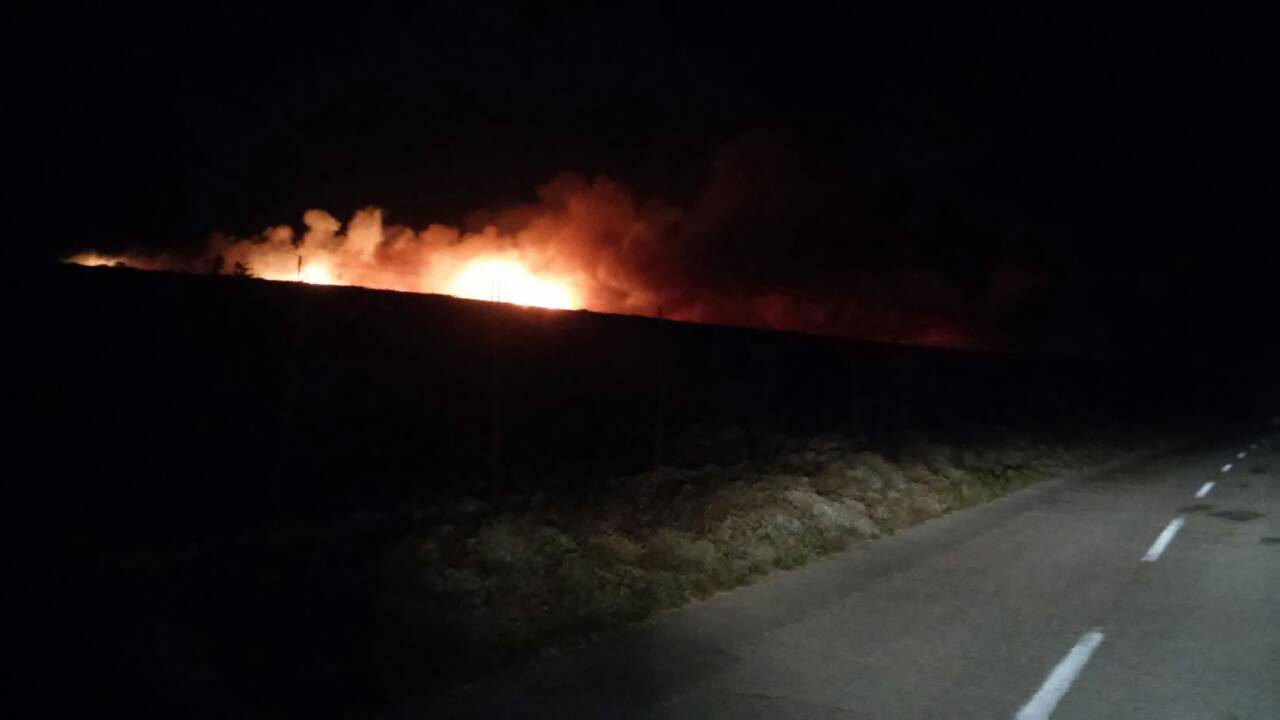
[12,3,1277,354]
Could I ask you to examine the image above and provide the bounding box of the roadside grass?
[389,432,1132,671]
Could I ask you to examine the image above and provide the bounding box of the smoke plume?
[67,137,1033,348]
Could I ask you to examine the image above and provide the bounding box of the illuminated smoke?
[64,152,1019,347]
[67,174,679,314]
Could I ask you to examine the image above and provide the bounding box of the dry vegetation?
[386,431,1134,662]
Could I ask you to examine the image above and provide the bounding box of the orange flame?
[67,248,578,310]
[298,261,336,286]
[67,252,126,267]
[58,172,979,346]
[447,257,577,309]
[62,176,641,317]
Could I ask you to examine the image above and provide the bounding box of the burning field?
[69,174,644,313]
[64,137,1037,349]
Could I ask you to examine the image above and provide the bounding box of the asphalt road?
[419,431,1280,719]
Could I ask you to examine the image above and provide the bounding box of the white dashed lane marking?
[1017,435,1263,718]
[1142,516,1187,562]
[1014,630,1106,720]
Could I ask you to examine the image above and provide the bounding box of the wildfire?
[56,172,976,345]
[67,252,125,267]
[447,257,577,310]
[298,261,336,285]
[68,250,577,310]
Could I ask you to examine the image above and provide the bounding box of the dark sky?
[12,3,1277,354]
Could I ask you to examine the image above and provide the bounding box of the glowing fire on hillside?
[297,261,336,286]
[64,176,617,311]
[446,258,577,309]
[66,252,116,267]
[71,248,580,310]
[60,169,991,348]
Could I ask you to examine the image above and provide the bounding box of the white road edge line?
[1221,463,1233,473]
[1142,516,1187,562]
[1237,451,1247,459]
[1014,629,1106,720]
[1195,481,1215,499]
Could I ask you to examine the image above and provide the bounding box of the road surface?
[418,432,1280,718]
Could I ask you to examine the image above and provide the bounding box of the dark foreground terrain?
[13,265,1276,717]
